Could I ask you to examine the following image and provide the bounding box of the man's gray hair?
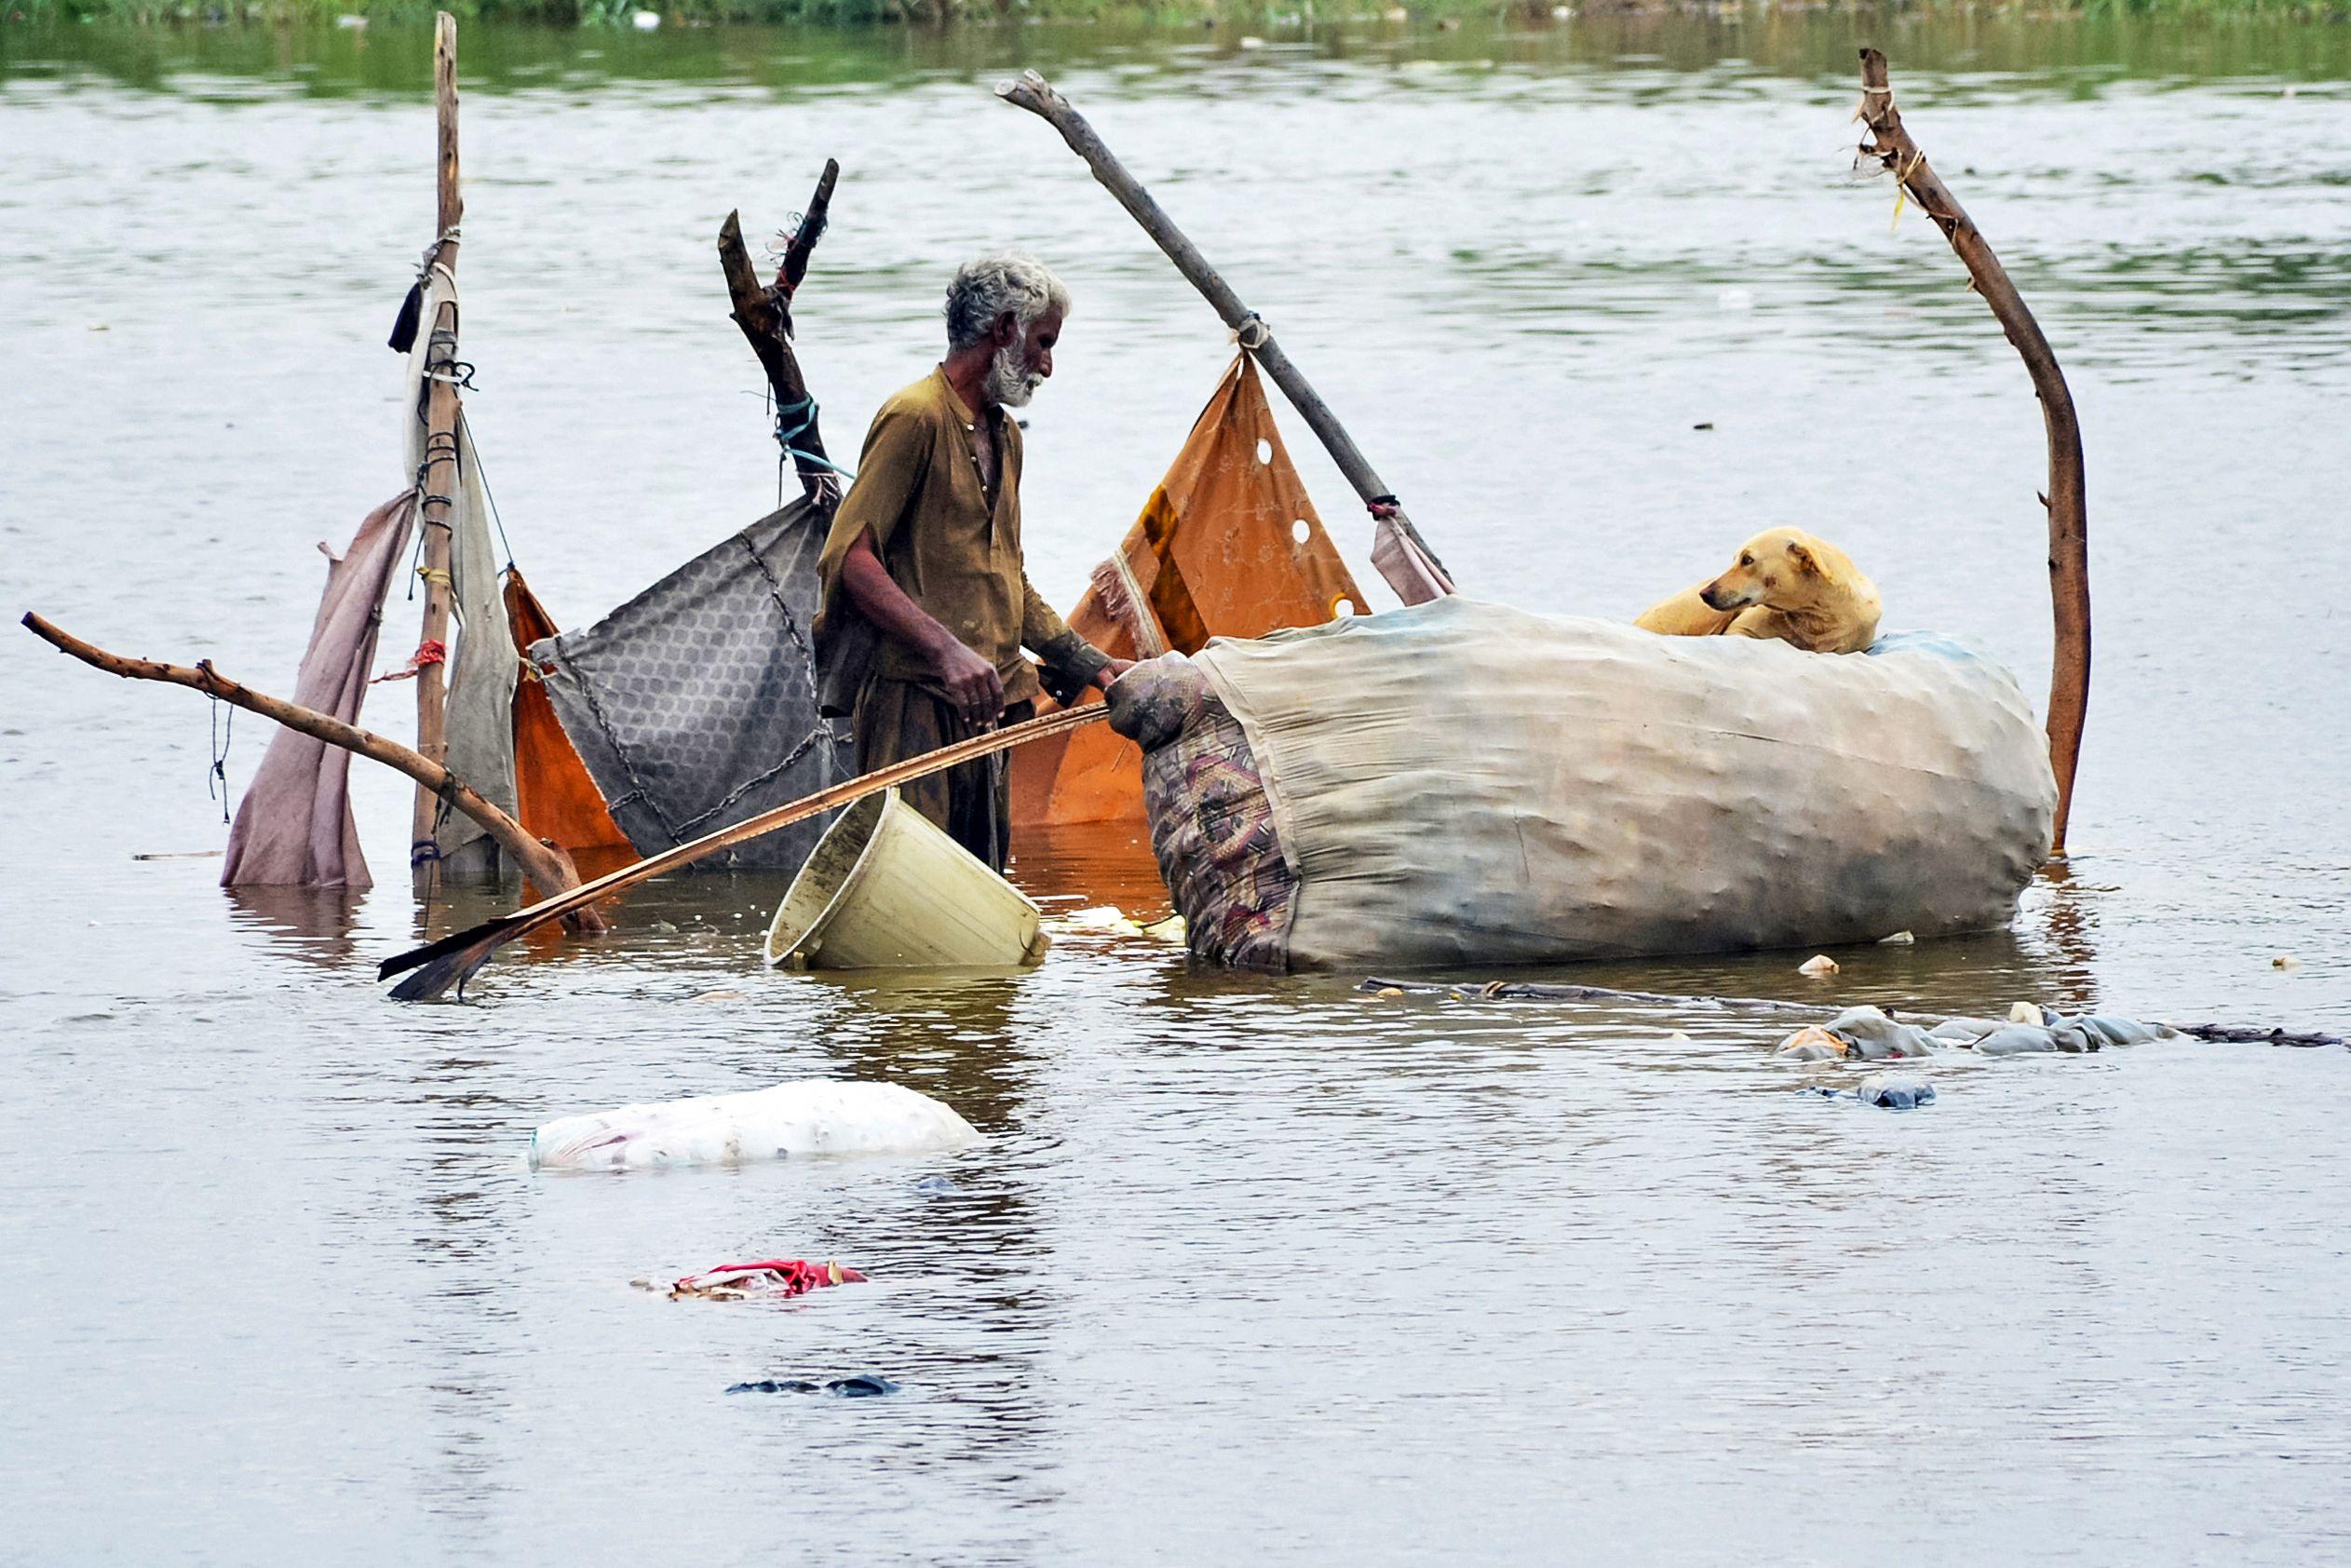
[944,252,1072,353]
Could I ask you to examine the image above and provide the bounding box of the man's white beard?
[986,338,1045,409]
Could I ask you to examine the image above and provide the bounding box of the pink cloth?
[223,490,417,889]
[1369,514,1454,606]
[669,1259,868,1298]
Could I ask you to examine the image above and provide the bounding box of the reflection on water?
[4,11,2350,1563]
[223,882,367,965]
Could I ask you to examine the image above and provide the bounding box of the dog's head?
[1700,528,1830,613]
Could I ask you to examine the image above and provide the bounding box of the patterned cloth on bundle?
[1116,656,1296,969]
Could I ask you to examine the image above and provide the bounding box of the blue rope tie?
[774,396,857,481]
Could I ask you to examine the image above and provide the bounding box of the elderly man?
[813,252,1128,872]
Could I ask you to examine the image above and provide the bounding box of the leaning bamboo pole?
[20,612,602,928]
[377,705,1110,1001]
[1857,47,2089,857]
[996,70,1454,605]
[411,9,466,883]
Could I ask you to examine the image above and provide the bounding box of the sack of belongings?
[1105,597,2056,971]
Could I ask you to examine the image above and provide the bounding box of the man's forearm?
[841,529,1005,721]
[841,531,959,662]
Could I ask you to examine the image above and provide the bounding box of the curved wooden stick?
[996,70,1454,605]
[1857,47,2089,857]
[376,703,1112,1001]
[20,612,601,926]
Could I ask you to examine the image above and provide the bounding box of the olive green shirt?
[814,367,1082,710]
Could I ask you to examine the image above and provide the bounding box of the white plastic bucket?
[764,788,1050,970]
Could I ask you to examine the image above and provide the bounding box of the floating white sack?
[1119,599,2057,971]
[529,1080,981,1171]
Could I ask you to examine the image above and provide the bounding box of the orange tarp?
[1010,356,1369,827]
[505,569,634,857]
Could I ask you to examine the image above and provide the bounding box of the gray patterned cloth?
[529,499,853,872]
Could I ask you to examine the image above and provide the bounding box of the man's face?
[986,306,1062,409]
[1020,307,1061,384]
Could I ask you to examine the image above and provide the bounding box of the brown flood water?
[3,10,2347,1561]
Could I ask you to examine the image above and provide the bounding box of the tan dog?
[1636,527,1882,655]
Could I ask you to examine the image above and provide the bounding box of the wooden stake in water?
[411,10,466,888]
[1856,47,2090,857]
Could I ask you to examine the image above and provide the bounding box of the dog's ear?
[1785,539,1817,574]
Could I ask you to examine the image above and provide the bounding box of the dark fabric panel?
[531,500,853,872]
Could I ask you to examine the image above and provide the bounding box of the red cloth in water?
[672,1259,867,1297]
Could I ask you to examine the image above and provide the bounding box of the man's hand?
[1093,657,1137,692]
[933,639,1007,728]
[841,529,1005,727]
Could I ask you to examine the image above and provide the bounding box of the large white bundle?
[1183,598,2055,970]
[529,1080,982,1171]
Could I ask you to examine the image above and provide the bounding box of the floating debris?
[1366,975,2326,1051]
[1859,1074,1934,1109]
[1775,1024,1848,1061]
[660,1258,866,1301]
[530,1079,981,1171]
[1056,906,1186,943]
[728,1373,898,1397]
[1800,1075,1934,1110]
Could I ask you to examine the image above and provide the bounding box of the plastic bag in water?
[530,1080,981,1171]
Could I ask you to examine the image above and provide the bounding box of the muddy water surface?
[3,12,2348,1561]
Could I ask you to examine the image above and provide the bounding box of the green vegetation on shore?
[11,0,2346,26]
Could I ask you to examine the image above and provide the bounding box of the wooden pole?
[1857,47,2089,857]
[412,9,466,882]
[20,612,601,927]
[376,704,1110,1001]
[718,159,841,504]
[994,70,1454,602]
